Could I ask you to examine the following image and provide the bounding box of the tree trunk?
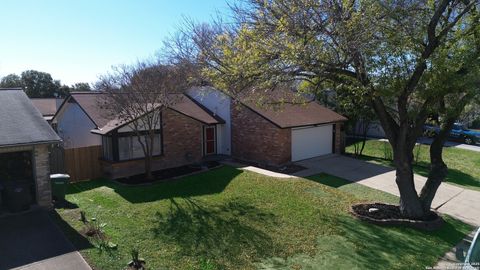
[359,121,370,156]
[418,89,470,211]
[419,118,455,212]
[419,160,447,212]
[144,154,153,180]
[395,155,426,219]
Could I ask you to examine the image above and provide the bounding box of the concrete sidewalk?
[0,210,91,270]
[295,155,480,226]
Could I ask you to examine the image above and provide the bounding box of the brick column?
[34,144,53,209]
[334,123,345,154]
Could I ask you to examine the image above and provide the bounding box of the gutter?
[0,140,62,149]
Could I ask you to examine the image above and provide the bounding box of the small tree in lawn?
[176,0,479,220]
[97,61,192,180]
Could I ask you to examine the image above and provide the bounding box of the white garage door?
[291,125,333,161]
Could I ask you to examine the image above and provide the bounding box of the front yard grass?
[55,166,471,270]
[346,139,480,191]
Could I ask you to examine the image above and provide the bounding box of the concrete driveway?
[0,210,91,270]
[295,155,480,226]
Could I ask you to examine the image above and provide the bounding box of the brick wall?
[334,123,345,154]
[231,104,291,165]
[103,108,204,178]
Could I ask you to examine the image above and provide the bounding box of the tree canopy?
[0,70,92,98]
[176,0,480,219]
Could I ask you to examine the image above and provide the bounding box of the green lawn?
[346,139,480,191]
[54,166,471,270]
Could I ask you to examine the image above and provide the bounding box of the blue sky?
[0,0,230,85]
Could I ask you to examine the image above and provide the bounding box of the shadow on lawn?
[66,166,242,204]
[152,197,277,268]
[306,174,351,188]
[332,215,470,269]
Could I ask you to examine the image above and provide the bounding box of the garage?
[291,125,333,161]
[0,151,36,212]
[0,89,61,212]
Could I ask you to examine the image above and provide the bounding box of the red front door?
[204,126,216,155]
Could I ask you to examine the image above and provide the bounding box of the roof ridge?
[70,91,105,94]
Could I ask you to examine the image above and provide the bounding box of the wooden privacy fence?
[49,144,65,174]
[64,145,103,182]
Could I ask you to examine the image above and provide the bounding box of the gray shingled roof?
[0,89,61,147]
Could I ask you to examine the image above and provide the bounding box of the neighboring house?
[187,87,347,165]
[353,120,386,138]
[0,88,61,211]
[52,92,224,179]
[52,92,105,149]
[30,98,64,123]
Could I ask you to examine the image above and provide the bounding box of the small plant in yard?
[85,217,106,237]
[79,211,117,252]
[198,258,217,270]
[127,248,146,270]
[79,210,87,224]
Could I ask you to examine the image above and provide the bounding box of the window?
[117,134,162,161]
[102,136,113,160]
[102,131,162,162]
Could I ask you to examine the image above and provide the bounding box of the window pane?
[153,134,162,155]
[118,137,131,160]
[131,137,145,159]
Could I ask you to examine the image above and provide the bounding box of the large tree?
[0,74,22,88]
[0,70,70,97]
[178,0,479,219]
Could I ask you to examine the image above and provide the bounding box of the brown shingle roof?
[30,98,63,116]
[92,94,224,135]
[69,92,111,128]
[238,88,347,128]
[61,92,224,135]
[173,95,225,125]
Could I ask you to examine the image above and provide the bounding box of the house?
[52,92,225,180]
[30,98,64,123]
[353,120,386,138]
[187,87,347,165]
[0,88,61,211]
[51,87,346,181]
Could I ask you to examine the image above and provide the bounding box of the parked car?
[423,123,480,145]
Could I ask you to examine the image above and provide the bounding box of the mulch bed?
[350,202,444,231]
[115,161,221,185]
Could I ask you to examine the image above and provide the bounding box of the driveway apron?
[0,210,91,270]
[295,155,480,226]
